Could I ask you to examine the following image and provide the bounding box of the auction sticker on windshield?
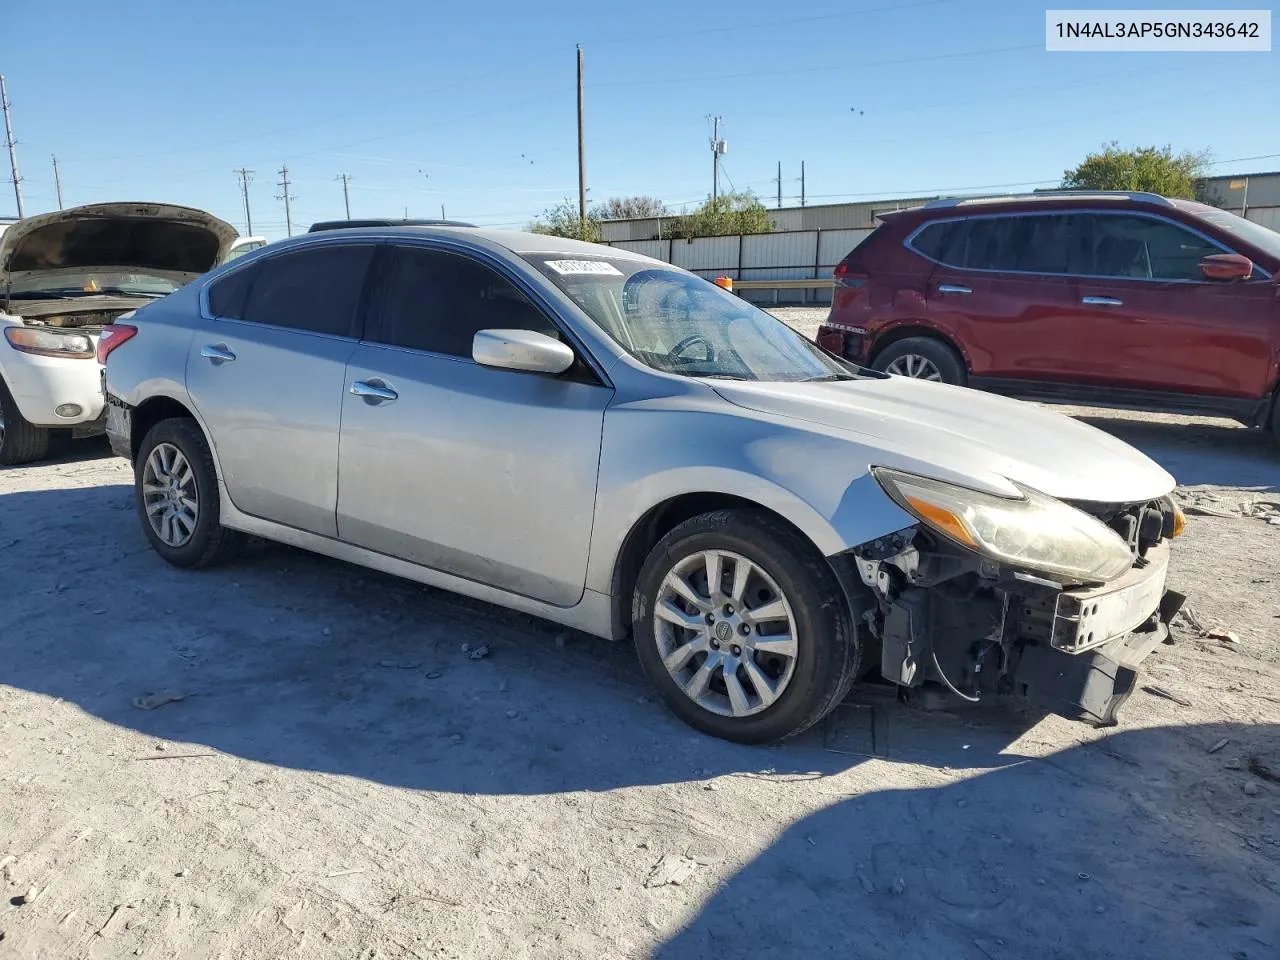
[544,260,623,276]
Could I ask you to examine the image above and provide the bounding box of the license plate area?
[1051,543,1169,654]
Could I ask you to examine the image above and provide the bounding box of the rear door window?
[237,244,376,336]
[1084,214,1223,280]
[959,215,1072,273]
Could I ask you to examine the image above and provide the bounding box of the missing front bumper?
[1014,591,1182,726]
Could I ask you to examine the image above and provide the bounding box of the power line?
[51,155,63,209]
[595,43,1040,88]
[1,74,24,218]
[276,165,295,237]
[234,167,255,234]
[336,173,353,219]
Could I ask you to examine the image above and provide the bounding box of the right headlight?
[873,467,1134,584]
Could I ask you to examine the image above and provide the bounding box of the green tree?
[1061,142,1212,199]
[591,196,668,220]
[668,191,773,239]
[527,197,602,242]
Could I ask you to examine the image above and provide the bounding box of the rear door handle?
[937,284,972,295]
[350,379,398,404]
[200,343,236,364]
[1082,296,1123,306]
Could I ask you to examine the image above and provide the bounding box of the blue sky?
[4,0,1277,237]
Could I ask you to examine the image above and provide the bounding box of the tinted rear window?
[914,214,1077,274]
[207,264,256,318]
[239,244,375,336]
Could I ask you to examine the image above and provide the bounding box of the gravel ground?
[1,312,1277,958]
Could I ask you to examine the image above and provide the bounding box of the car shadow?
[1074,412,1280,491]
[3,483,1278,958]
[652,717,1280,960]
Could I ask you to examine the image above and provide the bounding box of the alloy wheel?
[142,442,199,547]
[653,549,799,718]
[884,353,943,381]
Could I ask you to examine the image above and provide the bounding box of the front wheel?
[134,417,244,567]
[632,509,860,743]
[0,378,52,465]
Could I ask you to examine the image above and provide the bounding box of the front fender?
[584,401,915,595]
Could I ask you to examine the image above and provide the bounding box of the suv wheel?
[873,337,967,386]
[0,378,52,466]
[135,417,244,567]
[632,509,860,743]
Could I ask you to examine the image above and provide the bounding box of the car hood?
[712,376,1176,504]
[0,202,239,285]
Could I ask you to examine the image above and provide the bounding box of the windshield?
[525,254,853,382]
[7,271,184,299]
[1185,205,1280,263]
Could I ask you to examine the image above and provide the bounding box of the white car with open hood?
[0,202,237,464]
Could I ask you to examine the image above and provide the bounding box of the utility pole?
[709,116,724,205]
[800,160,806,208]
[52,155,63,209]
[1,75,23,218]
[576,44,587,232]
[276,165,295,237]
[337,173,352,219]
[234,168,254,234]
[776,161,782,209]
[440,204,446,219]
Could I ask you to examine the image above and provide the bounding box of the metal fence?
[606,227,874,304]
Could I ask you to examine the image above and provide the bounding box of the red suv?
[817,191,1280,437]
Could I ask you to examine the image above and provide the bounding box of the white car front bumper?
[1,343,105,429]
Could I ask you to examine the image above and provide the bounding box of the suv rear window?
[914,214,1078,274]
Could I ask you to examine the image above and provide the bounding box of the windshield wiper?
[800,373,855,382]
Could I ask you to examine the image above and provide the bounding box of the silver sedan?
[101,227,1185,742]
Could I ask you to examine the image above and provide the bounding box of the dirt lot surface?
[2,308,1278,958]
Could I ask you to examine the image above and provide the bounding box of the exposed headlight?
[4,326,95,359]
[873,467,1134,583]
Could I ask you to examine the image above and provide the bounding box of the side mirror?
[472,328,575,375]
[1199,253,1253,282]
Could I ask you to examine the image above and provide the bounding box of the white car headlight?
[4,326,95,359]
[873,467,1134,583]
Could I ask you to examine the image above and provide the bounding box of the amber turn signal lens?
[1171,505,1187,538]
[904,495,978,548]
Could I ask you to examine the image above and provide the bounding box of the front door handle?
[200,343,236,364]
[350,379,398,404]
[1082,296,1123,306]
[937,284,972,295]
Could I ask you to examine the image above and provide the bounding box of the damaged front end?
[845,476,1186,726]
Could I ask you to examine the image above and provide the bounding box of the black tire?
[134,417,244,568]
[1270,391,1280,445]
[632,509,860,744]
[872,336,968,386]
[0,377,52,466]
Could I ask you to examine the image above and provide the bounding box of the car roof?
[261,224,660,264]
[307,218,476,231]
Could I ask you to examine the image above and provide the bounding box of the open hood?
[0,202,239,286]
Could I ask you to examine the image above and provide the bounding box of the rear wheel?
[632,509,860,743]
[872,336,967,386]
[0,378,52,466]
[135,417,244,567]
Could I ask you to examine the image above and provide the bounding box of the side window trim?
[365,239,610,386]
[905,208,1240,284]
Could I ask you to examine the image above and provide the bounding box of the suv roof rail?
[924,190,1174,209]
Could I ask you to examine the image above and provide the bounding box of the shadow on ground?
[1074,413,1280,490]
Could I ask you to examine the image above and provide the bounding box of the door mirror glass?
[1199,253,1253,281]
[472,329,575,375]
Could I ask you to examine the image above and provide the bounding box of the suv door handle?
[350,379,398,404]
[1082,296,1123,306]
[937,284,972,295]
[200,343,236,364]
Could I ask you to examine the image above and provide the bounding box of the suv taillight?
[833,261,868,292]
[96,323,138,365]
